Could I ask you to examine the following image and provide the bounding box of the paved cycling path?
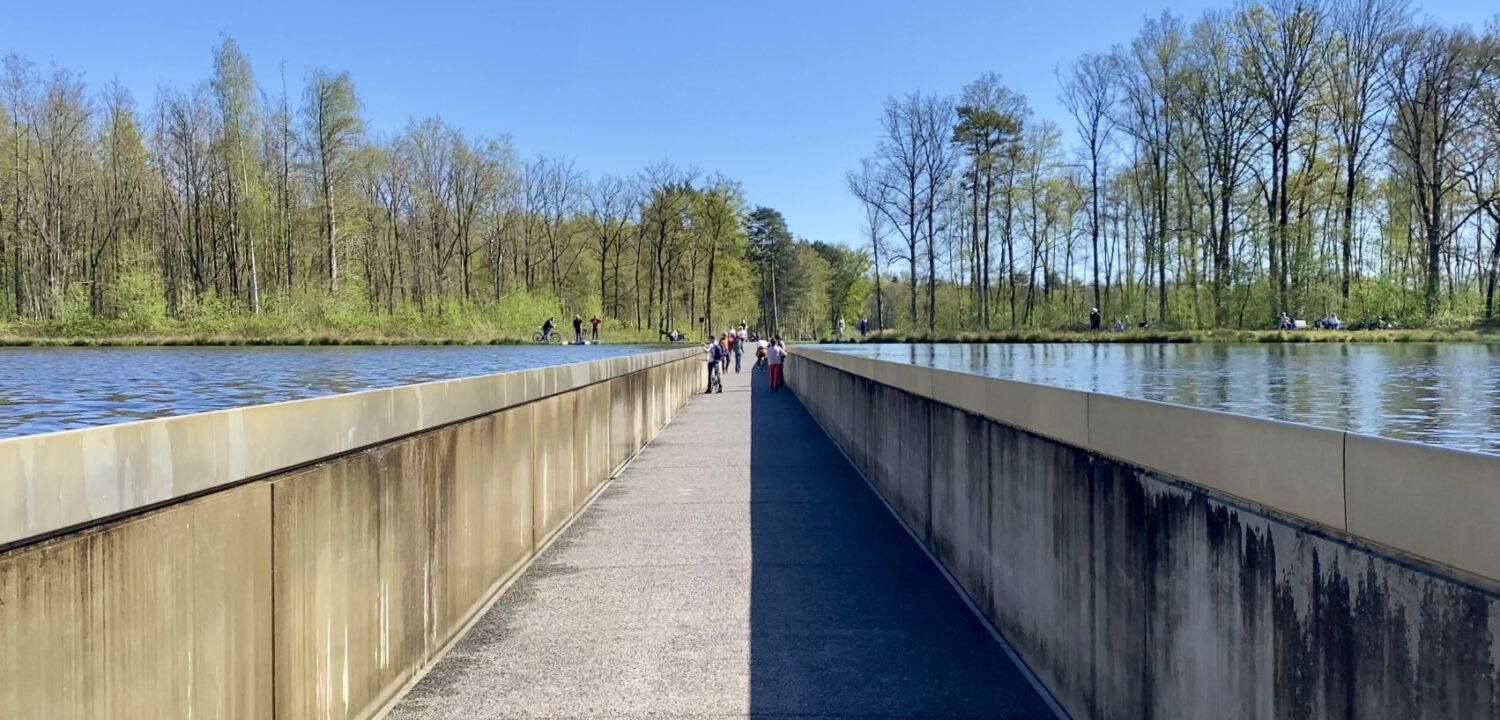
[387,367,1055,719]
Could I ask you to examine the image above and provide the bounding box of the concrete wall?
[0,348,701,720]
[787,348,1500,720]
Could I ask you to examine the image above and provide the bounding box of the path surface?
[387,365,1054,719]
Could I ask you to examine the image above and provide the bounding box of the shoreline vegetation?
[5,323,1498,348]
[837,327,1500,345]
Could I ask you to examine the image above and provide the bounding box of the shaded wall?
[787,349,1500,720]
[0,349,700,719]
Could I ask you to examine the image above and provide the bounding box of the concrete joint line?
[790,381,1072,720]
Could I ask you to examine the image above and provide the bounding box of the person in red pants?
[767,337,786,391]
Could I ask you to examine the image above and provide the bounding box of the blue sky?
[3,0,1492,248]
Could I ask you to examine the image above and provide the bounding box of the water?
[0,344,659,439]
[826,343,1500,455]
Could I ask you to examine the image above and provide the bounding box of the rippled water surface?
[0,344,659,439]
[826,343,1500,455]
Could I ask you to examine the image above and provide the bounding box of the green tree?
[301,69,362,293]
[745,205,794,336]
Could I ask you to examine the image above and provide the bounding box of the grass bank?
[0,289,672,347]
[835,327,1500,344]
[0,320,667,347]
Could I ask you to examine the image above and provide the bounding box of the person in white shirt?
[766,338,786,391]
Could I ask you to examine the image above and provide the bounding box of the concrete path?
[387,365,1055,719]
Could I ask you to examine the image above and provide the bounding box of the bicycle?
[534,330,559,343]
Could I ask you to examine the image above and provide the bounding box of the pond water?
[825,343,1500,456]
[0,344,660,439]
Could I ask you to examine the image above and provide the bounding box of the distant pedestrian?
[859,316,868,337]
[720,332,732,372]
[1089,307,1101,331]
[836,317,846,341]
[590,315,602,342]
[733,329,744,373]
[572,315,584,344]
[767,337,786,391]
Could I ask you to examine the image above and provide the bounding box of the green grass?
[0,287,674,347]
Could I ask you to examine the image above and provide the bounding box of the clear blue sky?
[2,0,1491,248]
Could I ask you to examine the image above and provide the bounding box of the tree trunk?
[323,173,338,293]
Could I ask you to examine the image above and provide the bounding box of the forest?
[852,0,1500,332]
[5,0,1500,344]
[0,36,868,342]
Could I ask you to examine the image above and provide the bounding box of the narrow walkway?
[388,364,1054,719]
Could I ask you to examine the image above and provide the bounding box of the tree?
[1327,0,1408,304]
[693,178,745,335]
[1386,24,1494,317]
[847,159,889,329]
[1237,0,1326,316]
[301,69,362,292]
[745,205,793,336]
[917,94,957,331]
[211,34,262,312]
[1061,54,1117,319]
[1119,12,1186,324]
[587,174,635,317]
[1182,11,1260,325]
[956,74,1026,328]
[856,93,928,328]
[811,241,871,329]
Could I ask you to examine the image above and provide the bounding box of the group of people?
[540,315,604,344]
[705,323,786,393]
[829,316,871,341]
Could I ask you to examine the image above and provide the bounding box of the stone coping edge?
[790,346,1500,583]
[0,347,702,549]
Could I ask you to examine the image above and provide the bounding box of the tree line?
[851,0,1500,331]
[0,36,870,341]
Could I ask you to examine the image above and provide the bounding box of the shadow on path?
[747,368,1054,718]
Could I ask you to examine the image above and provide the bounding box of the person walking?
[720,332,732,372]
[732,329,744,373]
[836,317,846,341]
[590,314,602,342]
[859,316,868,337]
[572,315,584,344]
[767,337,786,391]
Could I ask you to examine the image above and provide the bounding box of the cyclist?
[540,317,555,342]
[706,336,724,393]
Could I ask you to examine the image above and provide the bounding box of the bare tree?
[847,159,889,329]
[918,94,957,331]
[587,174,633,316]
[851,93,930,327]
[1061,54,1118,318]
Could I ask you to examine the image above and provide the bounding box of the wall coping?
[789,346,1500,583]
[0,346,701,550]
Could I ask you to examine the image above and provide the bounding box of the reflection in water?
[828,343,1500,455]
[0,344,658,439]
